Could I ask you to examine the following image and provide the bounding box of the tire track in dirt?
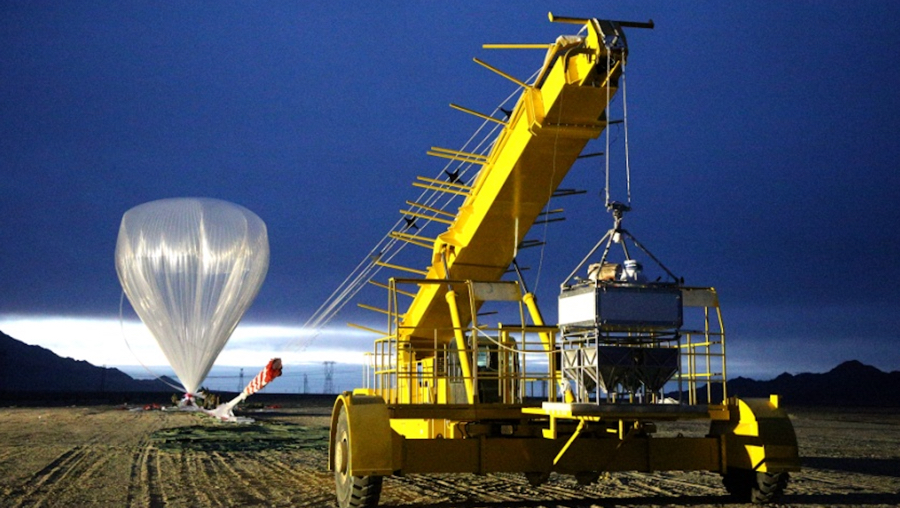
[8,444,112,508]
[629,471,721,492]
[384,473,547,505]
[264,455,321,482]
[147,446,166,508]
[151,449,207,508]
[265,453,329,483]
[385,474,542,505]
[459,475,527,503]
[261,453,335,506]
[184,451,222,507]
[126,443,165,508]
[497,472,606,501]
[487,472,595,502]
[617,471,723,499]
[125,444,144,507]
[196,450,244,507]
[797,469,900,492]
[383,473,640,506]
[383,474,469,504]
[160,449,197,507]
[794,470,848,487]
[208,452,269,506]
[7,446,82,508]
[526,473,662,503]
[0,449,24,463]
[381,469,730,506]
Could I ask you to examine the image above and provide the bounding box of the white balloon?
[115,198,269,394]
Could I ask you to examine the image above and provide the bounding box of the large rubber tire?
[334,405,383,508]
[722,468,789,504]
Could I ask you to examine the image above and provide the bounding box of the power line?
[323,361,335,394]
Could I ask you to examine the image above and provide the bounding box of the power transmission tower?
[303,373,309,394]
[323,361,335,394]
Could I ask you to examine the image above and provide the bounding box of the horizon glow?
[0,314,372,369]
[2,312,897,385]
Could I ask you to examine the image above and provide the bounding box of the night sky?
[2,2,899,384]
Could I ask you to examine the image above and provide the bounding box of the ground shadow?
[804,456,900,478]
[397,495,731,508]
[782,492,900,505]
[395,491,900,508]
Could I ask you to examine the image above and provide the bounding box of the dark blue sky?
[2,2,899,378]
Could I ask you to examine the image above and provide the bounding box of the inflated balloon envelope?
[115,198,270,397]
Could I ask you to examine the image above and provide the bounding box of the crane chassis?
[327,14,799,507]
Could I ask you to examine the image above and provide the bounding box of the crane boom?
[400,19,629,344]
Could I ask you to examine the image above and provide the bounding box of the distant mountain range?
[2,329,898,406]
[0,330,172,393]
[726,360,900,406]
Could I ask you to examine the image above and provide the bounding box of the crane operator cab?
[448,335,520,404]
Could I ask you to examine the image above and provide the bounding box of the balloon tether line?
[119,291,185,393]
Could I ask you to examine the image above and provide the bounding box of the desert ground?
[0,400,898,508]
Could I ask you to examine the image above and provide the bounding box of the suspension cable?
[604,49,612,208]
[119,291,185,392]
[622,61,631,206]
[533,41,583,294]
[288,68,541,353]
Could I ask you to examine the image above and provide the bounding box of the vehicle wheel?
[722,468,788,504]
[524,471,549,486]
[574,472,599,485]
[334,405,383,508]
[752,471,789,503]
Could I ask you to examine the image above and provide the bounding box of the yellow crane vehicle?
[327,13,800,507]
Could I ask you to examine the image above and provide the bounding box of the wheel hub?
[335,437,349,475]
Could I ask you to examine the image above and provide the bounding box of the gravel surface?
[1,404,897,507]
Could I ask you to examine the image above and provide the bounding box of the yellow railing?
[677,302,727,405]
[366,278,726,407]
[365,323,560,405]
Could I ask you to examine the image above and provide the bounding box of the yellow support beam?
[415,175,473,191]
[347,322,388,336]
[357,303,399,317]
[389,231,436,249]
[429,146,489,162]
[411,181,471,197]
[405,200,457,218]
[449,103,508,126]
[553,419,586,465]
[427,149,489,166]
[374,260,428,276]
[368,279,417,298]
[547,12,590,25]
[400,209,455,226]
[600,59,622,88]
[482,43,553,50]
[522,292,558,401]
[473,57,529,88]
[446,289,475,404]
